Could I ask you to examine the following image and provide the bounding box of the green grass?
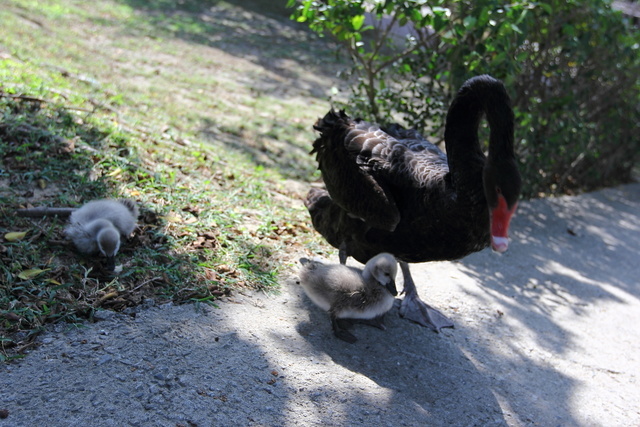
[0,0,340,361]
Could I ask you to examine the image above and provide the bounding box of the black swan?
[298,253,398,343]
[304,75,521,332]
[65,199,139,271]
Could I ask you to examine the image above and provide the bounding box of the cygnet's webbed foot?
[350,315,387,331]
[331,318,357,344]
[399,291,454,332]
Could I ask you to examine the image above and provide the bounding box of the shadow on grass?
[118,0,341,100]
[197,116,318,181]
[114,0,339,179]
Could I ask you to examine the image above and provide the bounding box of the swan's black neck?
[443,75,515,198]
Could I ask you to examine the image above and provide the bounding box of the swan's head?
[366,253,398,296]
[96,226,121,270]
[483,156,521,253]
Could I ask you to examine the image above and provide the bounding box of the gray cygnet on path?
[298,252,398,343]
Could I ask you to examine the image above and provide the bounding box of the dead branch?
[0,92,94,112]
[0,93,47,103]
[16,207,77,218]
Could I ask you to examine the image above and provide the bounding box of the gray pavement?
[1,183,639,426]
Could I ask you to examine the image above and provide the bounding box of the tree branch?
[16,207,76,218]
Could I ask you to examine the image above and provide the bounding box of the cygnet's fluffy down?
[298,252,398,343]
[65,199,138,270]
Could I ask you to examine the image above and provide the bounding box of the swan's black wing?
[311,110,401,232]
[312,110,452,225]
[309,110,460,261]
[376,123,450,192]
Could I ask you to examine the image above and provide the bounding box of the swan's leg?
[398,261,454,332]
[331,316,357,343]
[338,243,348,265]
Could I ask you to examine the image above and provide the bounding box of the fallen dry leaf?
[217,264,232,273]
[163,214,183,223]
[107,167,123,177]
[2,312,21,321]
[17,268,49,280]
[4,231,28,242]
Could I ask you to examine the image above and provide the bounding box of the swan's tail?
[310,109,350,155]
[304,188,344,250]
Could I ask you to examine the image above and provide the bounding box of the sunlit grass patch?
[0,0,340,361]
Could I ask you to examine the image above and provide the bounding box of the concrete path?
[1,183,639,426]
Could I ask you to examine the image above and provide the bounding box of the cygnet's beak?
[385,279,398,297]
[104,255,116,271]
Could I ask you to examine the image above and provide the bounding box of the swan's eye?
[496,186,502,195]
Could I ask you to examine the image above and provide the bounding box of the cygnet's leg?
[330,316,357,344]
[350,315,387,330]
[104,255,116,272]
[398,261,454,332]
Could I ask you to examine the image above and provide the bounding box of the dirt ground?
[1,182,639,426]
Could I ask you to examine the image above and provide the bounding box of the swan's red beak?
[490,195,517,253]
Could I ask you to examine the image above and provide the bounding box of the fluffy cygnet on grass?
[65,199,138,270]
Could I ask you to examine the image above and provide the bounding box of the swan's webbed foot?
[399,292,454,332]
[398,261,454,333]
[331,317,357,343]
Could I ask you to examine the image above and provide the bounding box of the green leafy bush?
[289,0,640,197]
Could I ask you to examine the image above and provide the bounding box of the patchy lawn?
[0,0,344,360]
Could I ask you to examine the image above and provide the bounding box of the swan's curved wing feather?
[312,110,401,231]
